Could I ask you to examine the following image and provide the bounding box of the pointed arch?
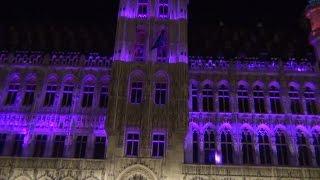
[116,164,157,180]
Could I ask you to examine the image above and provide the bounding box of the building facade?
[0,0,320,179]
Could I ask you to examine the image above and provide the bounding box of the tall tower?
[107,0,189,179]
[306,0,320,64]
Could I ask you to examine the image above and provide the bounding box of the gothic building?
[0,0,320,179]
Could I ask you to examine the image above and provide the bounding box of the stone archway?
[116,164,158,180]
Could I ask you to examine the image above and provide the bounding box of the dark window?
[152,133,165,158]
[138,0,148,17]
[191,85,199,112]
[204,131,215,164]
[289,86,302,114]
[23,84,36,106]
[43,85,57,107]
[5,84,19,105]
[304,87,318,115]
[131,82,143,104]
[99,87,108,108]
[159,0,169,17]
[221,131,233,164]
[202,84,214,112]
[269,86,282,114]
[61,86,74,107]
[313,133,320,166]
[297,132,310,166]
[253,85,266,113]
[192,131,199,163]
[276,131,289,165]
[52,135,65,158]
[74,136,87,158]
[126,132,139,157]
[134,28,146,61]
[82,86,94,107]
[33,135,47,157]
[94,136,106,159]
[155,83,167,105]
[242,131,254,164]
[12,134,24,157]
[258,131,272,165]
[238,85,250,113]
[218,85,230,112]
[0,134,7,156]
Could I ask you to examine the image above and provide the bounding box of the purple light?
[215,153,222,164]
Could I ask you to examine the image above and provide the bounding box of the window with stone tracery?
[82,86,94,108]
[297,131,311,166]
[269,85,282,114]
[191,84,199,112]
[137,0,149,17]
[158,0,169,18]
[276,130,289,165]
[155,83,167,105]
[22,84,36,106]
[131,82,143,104]
[242,130,254,164]
[218,84,230,112]
[258,129,272,165]
[221,130,233,164]
[192,131,199,163]
[253,85,266,113]
[313,132,320,166]
[289,86,302,114]
[204,130,215,164]
[202,84,214,112]
[5,83,20,106]
[99,86,108,108]
[61,85,74,107]
[43,84,57,107]
[304,86,318,115]
[238,85,250,113]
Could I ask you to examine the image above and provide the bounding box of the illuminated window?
[33,135,47,157]
[192,131,199,163]
[52,135,65,158]
[94,136,106,159]
[238,85,250,113]
[218,85,230,112]
[202,84,214,112]
[304,87,318,115]
[43,85,57,107]
[242,130,254,164]
[131,82,143,104]
[74,136,87,158]
[289,86,302,114]
[253,85,266,113]
[258,130,272,165]
[276,131,289,165]
[155,83,167,105]
[204,130,215,164]
[126,132,140,157]
[22,84,36,106]
[12,134,24,157]
[297,131,311,166]
[269,86,282,114]
[99,87,108,108]
[313,132,320,166]
[5,83,19,105]
[137,0,148,17]
[82,86,94,107]
[159,0,169,17]
[152,133,165,158]
[61,85,73,107]
[221,131,233,164]
[0,134,7,156]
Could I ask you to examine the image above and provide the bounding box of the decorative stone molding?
[116,164,158,180]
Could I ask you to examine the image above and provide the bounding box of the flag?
[151,30,166,50]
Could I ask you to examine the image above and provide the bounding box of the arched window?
[253,85,266,113]
[304,86,318,115]
[218,84,230,112]
[275,130,289,165]
[204,130,215,164]
[289,86,302,114]
[82,77,95,108]
[43,78,57,107]
[61,76,74,107]
[258,129,272,165]
[238,85,250,113]
[191,84,198,112]
[297,130,311,166]
[269,85,282,114]
[22,76,36,106]
[158,0,169,18]
[202,84,214,112]
[134,27,146,61]
[5,77,20,106]
[242,130,254,164]
[192,131,199,163]
[137,0,149,17]
[221,130,233,164]
[313,131,320,166]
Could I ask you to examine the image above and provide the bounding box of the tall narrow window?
[192,131,199,163]
[0,134,7,156]
[289,86,302,114]
[33,135,47,157]
[155,83,167,105]
[99,87,108,108]
[191,84,199,112]
[258,130,272,165]
[276,131,289,165]
[61,85,73,107]
[74,136,87,158]
[82,86,94,107]
[313,132,320,166]
[126,132,140,157]
[304,87,318,115]
[94,136,106,159]
[130,82,143,104]
[202,84,214,112]
[218,85,230,112]
[204,130,215,164]
[43,85,57,107]
[152,133,165,158]
[137,0,148,17]
[238,85,250,113]
[12,134,24,157]
[158,0,169,18]
[5,83,20,105]
[269,86,282,114]
[242,130,254,164]
[221,131,233,164]
[297,131,310,166]
[156,30,168,62]
[253,85,266,113]
[22,84,36,106]
[52,135,65,158]
[134,28,146,61]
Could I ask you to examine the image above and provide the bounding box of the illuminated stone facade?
[0,0,320,180]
